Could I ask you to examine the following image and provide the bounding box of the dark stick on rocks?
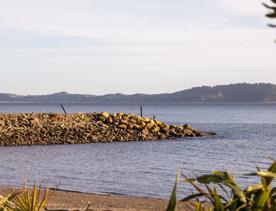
[140,105,143,117]
[60,104,67,114]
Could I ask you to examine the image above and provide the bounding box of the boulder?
[146,123,154,130]
[119,124,127,130]
[142,128,149,135]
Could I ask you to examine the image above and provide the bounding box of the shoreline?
[0,184,194,211]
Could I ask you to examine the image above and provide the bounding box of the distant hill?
[1,83,276,103]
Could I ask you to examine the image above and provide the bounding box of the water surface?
[0,103,275,198]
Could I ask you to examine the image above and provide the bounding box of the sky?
[0,0,275,95]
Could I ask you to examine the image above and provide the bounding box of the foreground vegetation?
[263,0,276,28]
[167,161,276,211]
[0,183,48,211]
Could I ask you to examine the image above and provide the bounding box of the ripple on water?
[0,103,275,198]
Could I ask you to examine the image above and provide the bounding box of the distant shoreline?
[1,83,276,103]
[1,101,276,105]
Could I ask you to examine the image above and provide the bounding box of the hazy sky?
[0,0,275,95]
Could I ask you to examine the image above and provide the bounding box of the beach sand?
[0,185,195,211]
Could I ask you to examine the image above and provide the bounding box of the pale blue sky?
[0,0,275,95]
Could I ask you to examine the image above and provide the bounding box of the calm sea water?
[0,103,275,198]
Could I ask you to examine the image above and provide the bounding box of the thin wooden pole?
[60,104,67,114]
[140,105,143,117]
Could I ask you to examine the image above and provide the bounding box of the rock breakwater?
[0,113,215,146]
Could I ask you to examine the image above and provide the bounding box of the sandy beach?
[0,185,194,211]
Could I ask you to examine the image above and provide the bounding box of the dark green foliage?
[263,1,276,28]
[166,173,179,211]
[168,161,276,211]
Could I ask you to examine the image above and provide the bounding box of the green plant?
[13,182,48,211]
[263,0,276,27]
[166,172,179,211]
[0,193,17,211]
[167,161,276,211]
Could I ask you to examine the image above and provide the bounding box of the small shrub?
[0,182,48,211]
[167,161,276,211]
[0,193,17,211]
[13,182,48,211]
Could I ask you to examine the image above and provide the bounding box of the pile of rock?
[0,112,215,146]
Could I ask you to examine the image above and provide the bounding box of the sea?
[0,102,275,199]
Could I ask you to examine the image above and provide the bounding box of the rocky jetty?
[0,113,215,146]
